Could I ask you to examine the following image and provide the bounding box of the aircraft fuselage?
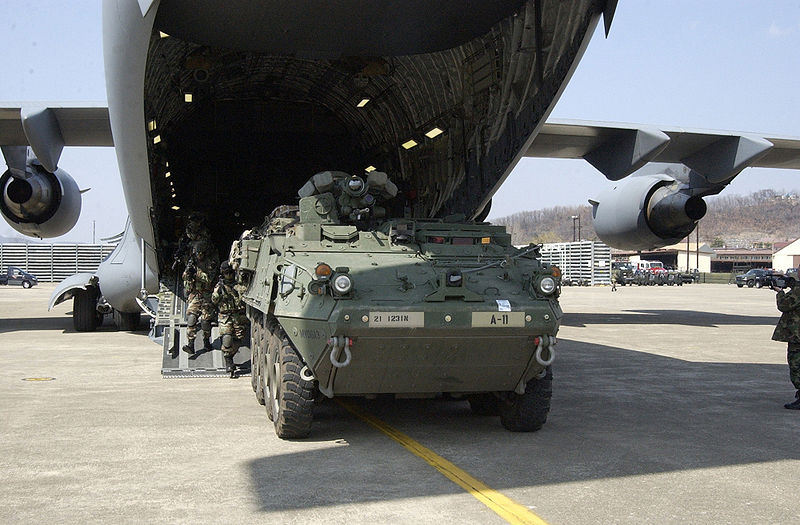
[103,0,605,280]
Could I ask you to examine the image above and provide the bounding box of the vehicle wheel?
[252,313,266,406]
[267,328,316,438]
[250,314,261,394]
[500,367,552,432]
[467,393,500,416]
[73,287,100,332]
[747,279,754,288]
[22,280,32,288]
[265,330,278,421]
[737,283,743,288]
[113,309,140,331]
[756,281,763,289]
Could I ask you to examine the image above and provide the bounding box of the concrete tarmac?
[1,283,798,524]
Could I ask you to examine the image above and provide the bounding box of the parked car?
[0,266,39,288]
[734,268,776,288]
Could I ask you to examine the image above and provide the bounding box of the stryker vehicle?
[238,171,562,438]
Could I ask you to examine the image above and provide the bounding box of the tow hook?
[329,336,353,367]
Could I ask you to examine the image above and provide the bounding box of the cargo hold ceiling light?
[365,165,377,172]
[401,139,418,150]
[357,98,370,108]
[148,119,157,132]
[184,93,193,103]
[171,205,180,210]
[425,127,444,139]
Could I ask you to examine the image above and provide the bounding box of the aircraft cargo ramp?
[154,287,251,378]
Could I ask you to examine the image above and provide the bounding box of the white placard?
[496,299,511,312]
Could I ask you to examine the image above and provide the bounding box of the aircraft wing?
[0,105,112,148]
[527,119,800,182]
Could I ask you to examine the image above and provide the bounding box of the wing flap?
[527,119,800,180]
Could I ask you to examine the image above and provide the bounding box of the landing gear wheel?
[267,328,316,438]
[113,309,141,331]
[73,287,100,332]
[500,366,552,432]
[467,393,500,416]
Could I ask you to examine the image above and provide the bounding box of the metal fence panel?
[0,243,117,282]
[540,241,611,285]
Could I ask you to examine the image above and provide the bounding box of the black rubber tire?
[250,316,259,393]
[22,280,32,288]
[267,329,315,438]
[500,367,552,432]
[756,281,763,289]
[468,393,500,416]
[737,283,743,288]
[73,287,100,332]
[250,317,261,399]
[113,309,141,331]
[747,279,754,288]
[251,313,266,406]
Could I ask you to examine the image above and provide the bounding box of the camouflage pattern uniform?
[771,283,800,408]
[181,215,220,354]
[212,262,249,374]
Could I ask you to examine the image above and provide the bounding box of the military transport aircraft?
[1,0,800,330]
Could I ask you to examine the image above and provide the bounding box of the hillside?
[494,189,800,248]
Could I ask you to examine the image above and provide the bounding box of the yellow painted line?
[337,400,548,525]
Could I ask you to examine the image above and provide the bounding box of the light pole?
[571,215,580,242]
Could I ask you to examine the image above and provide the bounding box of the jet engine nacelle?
[591,174,707,251]
[0,161,81,238]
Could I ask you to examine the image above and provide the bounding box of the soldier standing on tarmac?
[770,276,800,409]
[212,261,249,377]
[181,213,219,356]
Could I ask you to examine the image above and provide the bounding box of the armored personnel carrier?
[237,171,562,438]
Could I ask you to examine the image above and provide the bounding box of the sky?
[1,1,799,241]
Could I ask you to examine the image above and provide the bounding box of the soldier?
[770,276,800,409]
[181,213,220,356]
[212,261,250,376]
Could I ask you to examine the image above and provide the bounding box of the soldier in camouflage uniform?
[771,276,800,409]
[181,213,220,356]
[211,261,249,376]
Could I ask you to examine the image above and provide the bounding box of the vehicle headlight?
[539,276,556,295]
[332,274,353,295]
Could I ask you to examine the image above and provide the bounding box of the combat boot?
[784,391,800,410]
[203,337,213,351]
[182,340,196,355]
[225,355,235,377]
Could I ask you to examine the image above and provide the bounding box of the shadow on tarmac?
[563,309,778,328]
[246,338,799,512]
[0,315,148,334]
